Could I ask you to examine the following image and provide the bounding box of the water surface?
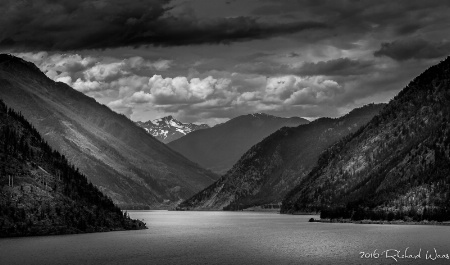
[1,211,450,264]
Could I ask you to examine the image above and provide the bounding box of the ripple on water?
[1,211,450,265]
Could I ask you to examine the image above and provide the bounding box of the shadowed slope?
[0,54,217,209]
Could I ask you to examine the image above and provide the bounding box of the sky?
[1,0,450,125]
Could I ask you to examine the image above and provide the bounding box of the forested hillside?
[0,100,145,237]
[282,57,450,222]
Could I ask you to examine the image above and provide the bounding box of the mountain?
[168,113,309,174]
[176,104,384,211]
[135,116,209,143]
[0,100,145,237]
[0,54,218,209]
[282,57,450,222]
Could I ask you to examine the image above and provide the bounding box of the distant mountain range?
[177,104,384,210]
[5,53,449,223]
[0,54,218,209]
[282,57,450,222]
[136,116,209,143]
[168,113,309,174]
[0,100,145,236]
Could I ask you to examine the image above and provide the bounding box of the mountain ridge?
[0,54,218,209]
[136,115,209,143]
[176,103,384,211]
[168,113,309,174]
[281,56,450,222]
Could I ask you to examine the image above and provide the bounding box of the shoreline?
[311,218,450,226]
[0,225,148,239]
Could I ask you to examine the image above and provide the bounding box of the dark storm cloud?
[395,23,422,36]
[254,0,450,23]
[143,18,328,46]
[7,0,450,123]
[253,0,450,44]
[374,38,450,61]
[0,0,327,51]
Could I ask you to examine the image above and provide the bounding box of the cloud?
[14,52,98,79]
[374,38,450,61]
[110,76,152,97]
[107,99,134,118]
[150,60,172,71]
[55,75,72,85]
[147,75,230,105]
[264,76,298,101]
[286,52,301,58]
[102,74,236,119]
[239,52,274,61]
[284,79,342,105]
[129,91,154,104]
[82,57,173,82]
[72,79,105,93]
[395,23,422,36]
[252,0,450,50]
[84,62,126,82]
[13,52,171,95]
[296,58,375,76]
[97,70,348,124]
[263,76,343,105]
[234,58,375,76]
[10,32,444,125]
[125,57,172,71]
[0,0,327,51]
[234,61,291,76]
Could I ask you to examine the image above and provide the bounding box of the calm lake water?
[1,211,450,264]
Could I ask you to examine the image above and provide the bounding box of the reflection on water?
[1,211,450,264]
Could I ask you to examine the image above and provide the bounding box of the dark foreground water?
[1,211,450,265]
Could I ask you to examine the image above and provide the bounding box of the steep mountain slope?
[282,57,450,222]
[0,54,217,209]
[177,104,384,210]
[169,113,309,174]
[0,100,145,237]
[136,116,209,143]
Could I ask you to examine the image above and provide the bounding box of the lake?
[1,211,450,264]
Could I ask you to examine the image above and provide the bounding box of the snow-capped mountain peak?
[136,116,209,143]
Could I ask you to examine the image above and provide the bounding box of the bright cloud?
[147,75,229,105]
[12,49,436,125]
[263,76,343,105]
